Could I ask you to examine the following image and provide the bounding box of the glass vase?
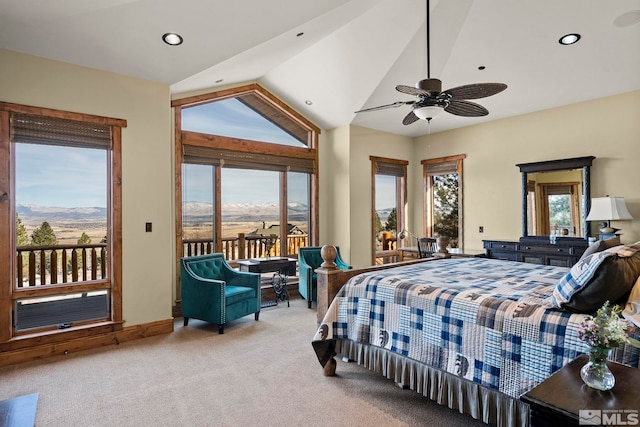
[580,346,615,391]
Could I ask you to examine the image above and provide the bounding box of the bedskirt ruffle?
[335,339,529,427]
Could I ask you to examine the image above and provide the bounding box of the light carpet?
[0,298,488,426]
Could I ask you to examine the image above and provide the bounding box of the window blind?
[11,113,112,149]
[183,144,315,174]
[544,184,574,196]
[375,161,406,177]
[426,160,458,176]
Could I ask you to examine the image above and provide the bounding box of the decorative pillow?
[580,236,621,260]
[623,276,640,328]
[553,242,640,313]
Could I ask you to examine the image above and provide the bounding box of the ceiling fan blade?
[445,100,489,117]
[355,100,415,114]
[402,110,420,125]
[396,85,430,97]
[443,83,507,100]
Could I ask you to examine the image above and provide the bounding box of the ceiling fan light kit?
[355,0,507,126]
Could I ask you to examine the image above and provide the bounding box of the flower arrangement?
[577,301,640,350]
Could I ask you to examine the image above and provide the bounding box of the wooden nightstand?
[521,354,640,426]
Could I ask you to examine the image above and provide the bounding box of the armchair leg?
[183,317,189,326]
[218,324,224,334]
[255,312,260,321]
[308,299,312,309]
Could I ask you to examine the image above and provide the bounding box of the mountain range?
[17,202,311,223]
[16,202,389,224]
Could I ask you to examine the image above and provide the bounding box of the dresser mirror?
[517,156,595,240]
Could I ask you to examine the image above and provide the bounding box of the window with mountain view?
[174,84,319,266]
[0,106,124,339]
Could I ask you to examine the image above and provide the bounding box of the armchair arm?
[334,251,352,270]
[298,255,313,285]
[181,271,226,322]
[226,271,260,292]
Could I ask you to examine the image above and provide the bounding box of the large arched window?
[172,84,320,300]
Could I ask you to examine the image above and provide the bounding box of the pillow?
[623,275,640,328]
[580,236,621,260]
[553,242,640,313]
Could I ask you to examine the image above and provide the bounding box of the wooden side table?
[521,354,640,426]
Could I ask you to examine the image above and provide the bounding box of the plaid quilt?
[312,258,640,397]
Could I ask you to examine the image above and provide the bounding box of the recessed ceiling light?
[305,100,313,106]
[162,33,183,46]
[559,33,581,45]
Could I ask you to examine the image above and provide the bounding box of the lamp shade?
[414,105,444,121]
[586,197,634,221]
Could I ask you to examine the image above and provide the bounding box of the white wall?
[0,48,174,326]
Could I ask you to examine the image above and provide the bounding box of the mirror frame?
[516,156,595,240]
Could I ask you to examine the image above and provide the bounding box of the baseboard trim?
[0,318,174,368]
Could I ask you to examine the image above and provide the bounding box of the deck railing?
[182,233,309,261]
[15,234,309,288]
[16,243,107,287]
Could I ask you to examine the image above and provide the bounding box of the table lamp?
[585,196,633,234]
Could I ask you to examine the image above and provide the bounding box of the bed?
[312,246,640,427]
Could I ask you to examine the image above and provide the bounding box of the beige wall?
[0,49,174,326]
[320,125,413,268]
[321,91,639,265]
[413,90,640,250]
[3,47,639,320]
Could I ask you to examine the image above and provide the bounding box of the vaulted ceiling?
[1,0,639,137]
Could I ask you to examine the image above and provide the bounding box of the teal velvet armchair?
[298,246,351,309]
[181,253,261,334]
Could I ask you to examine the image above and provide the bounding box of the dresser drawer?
[492,251,518,262]
[519,244,571,256]
[488,241,517,251]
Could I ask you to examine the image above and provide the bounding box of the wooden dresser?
[483,237,589,267]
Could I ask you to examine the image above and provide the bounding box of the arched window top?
[172,83,319,149]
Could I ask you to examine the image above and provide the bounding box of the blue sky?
[182,98,305,147]
[375,174,397,211]
[183,165,309,205]
[15,143,106,208]
[15,98,395,210]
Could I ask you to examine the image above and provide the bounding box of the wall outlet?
[145,222,152,232]
[479,226,484,233]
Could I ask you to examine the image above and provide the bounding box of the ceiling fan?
[355,0,507,125]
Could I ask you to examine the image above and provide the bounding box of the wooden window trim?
[370,156,408,265]
[174,84,319,304]
[0,102,125,342]
[421,154,465,249]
